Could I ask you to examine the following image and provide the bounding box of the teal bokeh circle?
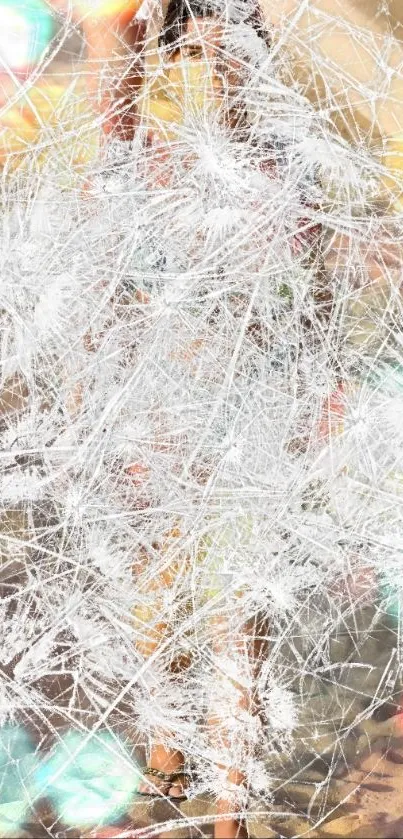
[0,0,54,71]
[35,730,140,828]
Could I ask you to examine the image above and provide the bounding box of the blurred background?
[0,3,403,839]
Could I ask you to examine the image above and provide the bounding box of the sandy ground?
[12,713,403,837]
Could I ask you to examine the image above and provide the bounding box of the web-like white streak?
[0,1,403,836]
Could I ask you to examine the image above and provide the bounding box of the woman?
[65,3,401,838]
[132,3,325,838]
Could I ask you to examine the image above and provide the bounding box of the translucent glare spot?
[0,726,38,836]
[0,0,54,71]
[0,9,30,69]
[379,578,403,624]
[35,731,140,828]
[75,0,141,21]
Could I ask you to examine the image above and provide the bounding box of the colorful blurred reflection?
[36,730,140,828]
[0,0,54,75]
[379,579,402,622]
[0,726,39,835]
[0,78,100,176]
[75,0,142,23]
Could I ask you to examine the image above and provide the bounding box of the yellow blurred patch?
[0,77,101,182]
[381,133,403,213]
[75,0,141,21]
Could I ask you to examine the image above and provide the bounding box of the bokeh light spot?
[0,0,54,73]
[36,730,140,828]
[0,726,38,835]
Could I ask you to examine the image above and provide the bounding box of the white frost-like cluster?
[1,0,403,834]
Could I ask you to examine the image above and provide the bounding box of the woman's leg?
[134,603,189,797]
[139,744,188,798]
[208,613,268,839]
[133,538,190,798]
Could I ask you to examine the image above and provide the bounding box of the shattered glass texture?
[0,0,403,836]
